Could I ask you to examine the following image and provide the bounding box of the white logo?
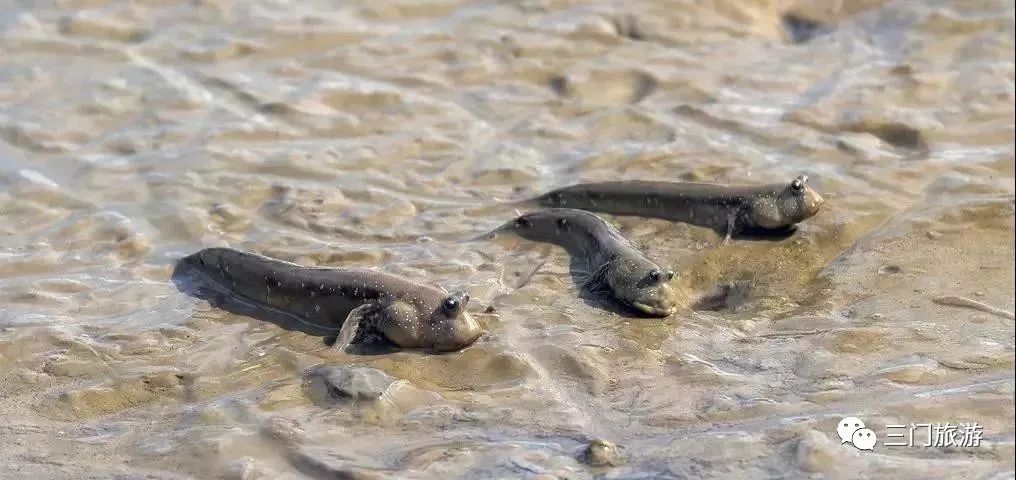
[838,417,877,451]
[837,417,985,450]
[851,428,877,450]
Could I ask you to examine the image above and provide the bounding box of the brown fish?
[485,208,680,317]
[528,175,824,241]
[179,248,482,352]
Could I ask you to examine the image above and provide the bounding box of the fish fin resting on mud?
[499,239,519,288]
[722,212,738,245]
[513,259,547,290]
[506,242,556,291]
[332,303,379,351]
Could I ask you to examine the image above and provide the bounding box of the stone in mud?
[694,281,754,312]
[259,416,306,444]
[224,456,278,480]
[302,364,396,405]
[846,121,927,152]
[795,430,847,473]
[549,69,658,105]
[828,120,931,156]
[835,132,888,160]
[580,439,622,467]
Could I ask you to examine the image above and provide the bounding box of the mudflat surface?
[0,0,1013,478]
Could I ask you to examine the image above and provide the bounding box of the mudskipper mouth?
[631,301,677,317]
[806,193,825,217]
[430,329,482,352]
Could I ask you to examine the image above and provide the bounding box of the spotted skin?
[529,175,824,239]
[180,248,482,352]
[486,209,680,317]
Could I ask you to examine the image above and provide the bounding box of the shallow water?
[0,0,1014,478]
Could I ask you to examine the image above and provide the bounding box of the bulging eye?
[515,217,531,228]
[791,179,804,192]
[646,269,675,284]
[443,297,459,312]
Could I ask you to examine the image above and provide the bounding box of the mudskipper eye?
[556,218,568,228]
[443,297,459,312]
[648,269,662,283]
[791,178,804,192]
[665,270,675,281]
[515,217,531,228]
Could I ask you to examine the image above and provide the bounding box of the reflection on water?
[0,0,1013,478]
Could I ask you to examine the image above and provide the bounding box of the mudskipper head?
[423,290,482,351]
[372,291,481,352]
[605,259,680,317]
[341,291,481,353]
[749,175,825,229]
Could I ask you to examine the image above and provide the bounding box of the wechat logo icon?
[838,417,877,451]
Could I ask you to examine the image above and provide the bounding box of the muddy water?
[0,0,1013,478]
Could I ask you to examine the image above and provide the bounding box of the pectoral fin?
[514,259,546,290]
[332,303,378,352]
[722,211,739,245]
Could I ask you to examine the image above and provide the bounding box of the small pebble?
[302,364,396,405]
[581,439,622,467]
[878,265,901,274]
